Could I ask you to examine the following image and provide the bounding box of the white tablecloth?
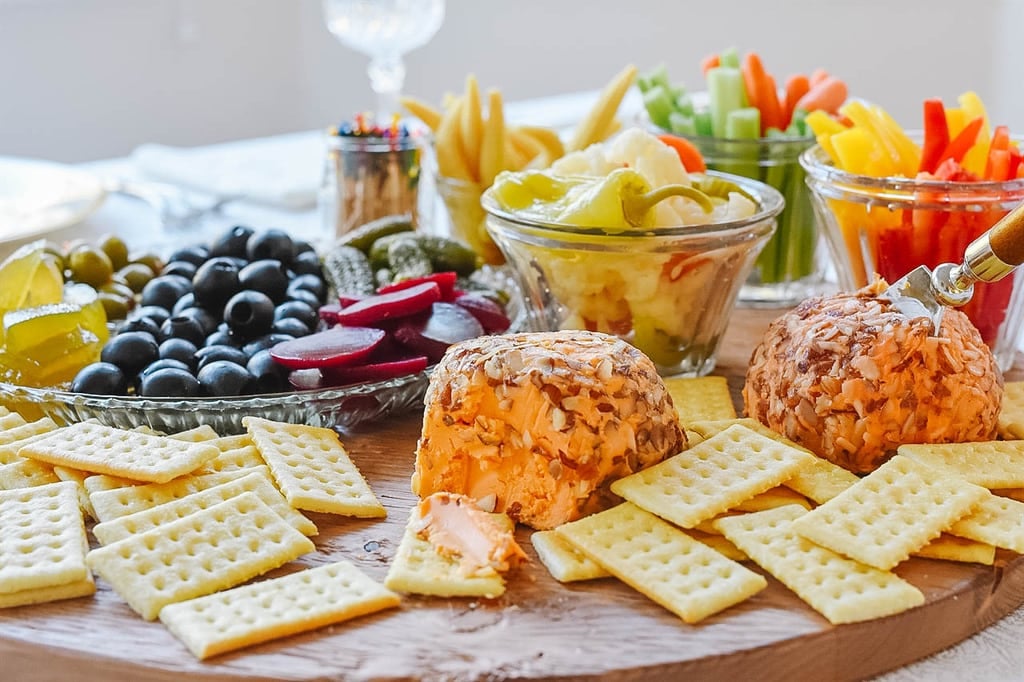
[36,92,1024,682]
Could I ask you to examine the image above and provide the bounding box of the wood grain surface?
[2,307,1023,682]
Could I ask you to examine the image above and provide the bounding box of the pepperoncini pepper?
[490,167,714,230]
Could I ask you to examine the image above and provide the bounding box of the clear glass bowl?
[801,143,1024,371]
[672,132,823,306]
[481,171,783,377]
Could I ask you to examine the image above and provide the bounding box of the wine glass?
[323,0,446,120]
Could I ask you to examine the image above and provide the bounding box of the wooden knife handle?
[989,202,1024,266]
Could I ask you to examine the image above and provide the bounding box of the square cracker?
[0,575,96,609]
[531,530,610,583]
[52,466,97,521]
[83,473,141,496]
[898,440,1024,489]
[732,486,811,512]
[688,418,859,504]
[167,425,220,442]
[86,492,314,620]
[0,482,90,594]
[661,376,736,424]
[92,470,316,544]
[0,459,60,490]
[998,381,1024,439]
[384,509,511,598]
[19,422,218,484]
[715,505,924,625]
[948,492,1024,553]
[913,534,995,565]
[687,531,748,562]
[610,424,815,529]
[0,417,59,464]
[556,502,766,623]
[244,417,384,518]
[194,435,265,475]
[88,467,269,523]
[160,561,399,660]
[791,455,988,570]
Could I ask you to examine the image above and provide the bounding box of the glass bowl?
[481,170,783,377]
[801,143,1024,372]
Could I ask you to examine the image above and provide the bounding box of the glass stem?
[368,54,405,120]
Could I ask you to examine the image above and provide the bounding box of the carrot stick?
[988,150,1011,181]
[701,54,720,76]
[809,68,829,87]
[782,74,810,130]
[796,76,848,114]
[742,53,781,133]
[985,125,1011,179]
[657,134,707,172]
[741,61,761,113]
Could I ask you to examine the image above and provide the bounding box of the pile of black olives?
[71,227,326,398]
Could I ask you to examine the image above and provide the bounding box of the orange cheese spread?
[412,330,685,530]
[414,492,527,577]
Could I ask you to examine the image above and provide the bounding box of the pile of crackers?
[0,410,397,660]
[531,377,1024,625]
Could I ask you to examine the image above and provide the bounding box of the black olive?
[209,225,255,259]
[242,333,294,357]
[119,315,162,338]
[272,300,318,329]
[140,275,192,311]
[127,305,172,328]
[271,317,309,338]
[158,338,199,370]
[161,260,197,281]
[159,315,207,348]
[192,257,241,312]
[292,239,315,258]
[290,250,322,277]
[197,360,253,396]
[100,331,160,376]
[140,358,192,376]
[71,362,128,395]
[246,349,289,393]
[195,344,249,370]
[237,259,289,304]
[171,292,196,316]
[286,287,320,309]
[175,306,219,336]
[167,245,210,267]
[288,274,327,301]
[139,367,202,397]
[245,228,294,265]
[223,290,274,338]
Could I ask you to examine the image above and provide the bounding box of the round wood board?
[2,308,1023,682]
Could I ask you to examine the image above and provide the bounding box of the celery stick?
[695,111,713,136]
[757,143,792,284]
[725,108,760,139]
[706,67,747,138]
[719,47,740,68]
[643,85,675,129]
[643,64,671,93]
[668,112,697,136]
[675,94,695,117]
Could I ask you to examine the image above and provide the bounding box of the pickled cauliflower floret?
[551,128,756,226]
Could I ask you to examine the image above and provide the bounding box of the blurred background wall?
[1,0,1018,162]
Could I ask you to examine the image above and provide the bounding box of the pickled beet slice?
[338,293,367,307]
[377,272,458,301]
[319,303,343,324]
[321,356,429,386]
[270,325,386,369]
[453,293,511,333]
[393,302,485,362]
[336,282,441,327]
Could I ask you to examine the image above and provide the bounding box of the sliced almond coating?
[716,505,924,625]
[556,502,766,624]
[611,424,815,529]
[244,417,384,518]
[160,561,399,660]
[791,455,988,570]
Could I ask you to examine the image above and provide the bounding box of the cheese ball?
[743,280,1003,473]
[412,330,685,530]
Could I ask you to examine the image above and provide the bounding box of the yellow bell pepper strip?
[958,91,991,176]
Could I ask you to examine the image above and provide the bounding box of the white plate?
[0,157,106,244]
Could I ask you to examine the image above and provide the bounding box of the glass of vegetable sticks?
[319,117,424,238]
[802,143,1024,371]
[681,132,824,305]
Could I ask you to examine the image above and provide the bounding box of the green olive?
[68,246,114,288]
[97,292,132,320]
[131,252,165,276]
[99,280,136,301]
[98,234,130,271]
[116,263,156,294]
[61,238,89,260]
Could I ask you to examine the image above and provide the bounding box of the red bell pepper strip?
[985,125,1011,179]
[936,116,984,167]
[1009,149,1023,179]
[918,99,949,174]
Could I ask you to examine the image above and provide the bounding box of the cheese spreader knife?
[884,201,1024,331]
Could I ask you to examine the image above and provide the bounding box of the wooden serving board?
[2,308,1023,682]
